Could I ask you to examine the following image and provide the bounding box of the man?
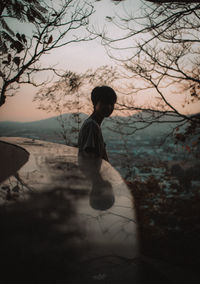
[78,86,117,162]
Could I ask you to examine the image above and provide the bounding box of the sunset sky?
[0,0,133,122]
[0,0,199,122]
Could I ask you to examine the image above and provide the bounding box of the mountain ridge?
[0,111,195,142]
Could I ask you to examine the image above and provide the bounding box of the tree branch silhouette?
[0,0,95,107]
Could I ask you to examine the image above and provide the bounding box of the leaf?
[35,4,48,14]
[48,35,53,44]
[21,34,27,43]
[13,57,20,66]
[13,40,24,53]
[2,60,8,64]
[10,40,24,53]
[16,33,22,42]
[27,9,35,23]
[7,53,11,63]
[1,31,14,43]
[30,6,46,23]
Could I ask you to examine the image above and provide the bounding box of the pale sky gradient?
[0,0,199,122]
[1,0,135,122]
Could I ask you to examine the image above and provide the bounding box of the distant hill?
[0,113,88,145]
[0,113,88,130]
[0,112,185,144]
[102,112,183,139]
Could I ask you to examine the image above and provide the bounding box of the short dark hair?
[91,86,117,106]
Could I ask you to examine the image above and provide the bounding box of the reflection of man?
[78,153,115,211]
[89,178,114,211]
[78,86,117,162]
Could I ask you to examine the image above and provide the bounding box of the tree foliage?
[96,1,200,148]
[34,66,119,145]
[0,0,95,107]
[35,65,118,112]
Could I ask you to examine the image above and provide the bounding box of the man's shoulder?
[81,118,99,130]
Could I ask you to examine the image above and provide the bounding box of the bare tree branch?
[0,0,95,107]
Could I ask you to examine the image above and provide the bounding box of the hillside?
[0,112,182,143]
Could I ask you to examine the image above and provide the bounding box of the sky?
[0,0,199,122]
[0,0,134,122]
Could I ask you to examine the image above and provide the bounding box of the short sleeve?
[78,121,101,156]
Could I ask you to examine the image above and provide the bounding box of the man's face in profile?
[95,101,115,118]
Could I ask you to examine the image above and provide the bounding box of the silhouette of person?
[78,86,117,162]
[78,86,117,210]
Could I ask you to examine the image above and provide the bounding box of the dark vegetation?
[0,186,89,283]
[0,132,200,283]
[127,174,200,279]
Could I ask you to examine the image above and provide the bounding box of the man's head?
[91,86,117,118]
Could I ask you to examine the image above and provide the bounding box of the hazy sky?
[1,0,138,122]
[0,0,199,122]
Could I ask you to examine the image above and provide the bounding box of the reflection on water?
[90,179,114,210]
[78,152,115,210]
[0,138,138,283]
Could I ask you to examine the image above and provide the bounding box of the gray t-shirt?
[78,117,108,160]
